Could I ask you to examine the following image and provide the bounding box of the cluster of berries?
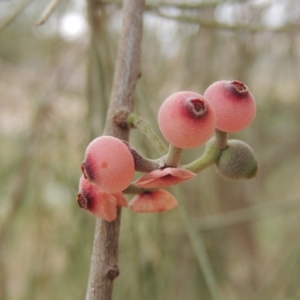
[77,80,257,222]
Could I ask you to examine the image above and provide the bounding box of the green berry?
[216,140,258,180]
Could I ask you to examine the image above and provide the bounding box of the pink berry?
[203,80,256,132]
[77,175,127,222]
[81,136,135,193]
[158,91,216,149]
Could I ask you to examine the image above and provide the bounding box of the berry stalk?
[127,112,168,155]
[183,129,228,173]
[163,144,183,167]
[183,139,220,173]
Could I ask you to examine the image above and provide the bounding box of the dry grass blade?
[0,0,33,32]
[35,0,61,26]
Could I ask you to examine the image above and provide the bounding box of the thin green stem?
[183,130,228,173]
[163,144,183,167]
[127,113,168,155]
[214,129,228,149]
[183,139,220,173]
[174,186,223,300]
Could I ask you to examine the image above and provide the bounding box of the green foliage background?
[1,1,300,299]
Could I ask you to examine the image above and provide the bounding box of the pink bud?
[203,80,256,132]
[158,91,216,149]
[81,136,135,193]
[129,189,177,213]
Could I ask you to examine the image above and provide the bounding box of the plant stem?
[183,139,220,173]
[0,0,32,33]
[174,187,223,300]
[183,130,228,173]
[85,0,145,299]
[163,144,183,167]
[127,113,168,155]
[214,129,228,149]
[35,0,60,26]
[124,142,160,172]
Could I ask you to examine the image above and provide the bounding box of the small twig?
[151,9,300,33]
[145,0,220,9]
[0,0,32,33]
[102,0,232,10]
[35,0,61,26]
[101,0,300,33]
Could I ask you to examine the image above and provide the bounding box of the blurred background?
[1,0,300,299]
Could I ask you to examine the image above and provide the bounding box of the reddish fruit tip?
[77,193,88,209]
[230,80,248,94]
[185,97,207,117]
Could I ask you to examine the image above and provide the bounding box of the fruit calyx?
[229,80,248,96]
[185,97,207,118]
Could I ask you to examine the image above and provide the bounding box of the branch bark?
[85,0,145,299]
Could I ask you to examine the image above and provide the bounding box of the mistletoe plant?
[77,80,258,221]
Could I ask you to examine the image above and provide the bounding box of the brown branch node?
[112,109,131,128]
[107,265,120,280]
